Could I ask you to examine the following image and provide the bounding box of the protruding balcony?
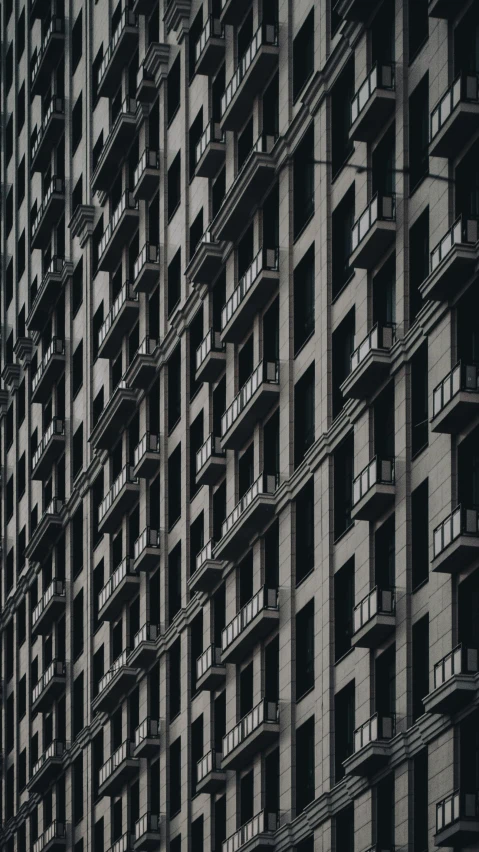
[196,434,226,487]
[99,283,139,358]
[90,382,139,450]
[189,539,224,593]
[97,10,139,97]
[430,72,479,159]
[136,63,156,103]
[98,466,140,534]
[221,363,279,450]
[93,650,138,713]
[134,814,161,851]
[133,150,160,201]
[28,741,65,793]
[221,248,279,343]
[429,0,467,18]
[98,192,140,271]
[352,588,395,649]
[92,99,138,192]
[221,586,279,664]
[197,750,226,794]
[221,24,278,131]
[133,432,160,479]
[222,700,279,770]
[196,121,226,178]
[343,714,395,776]
[32,580,66,637]
[26,499,64,562]
[133,718,160,758]
[127,338,159,388]
[349,193,396,270]
[432,506,479,574]
[32,418,65,481]
[435,791,479,847]
[129,623,159,668]
[424,645,479,715]
[420,216,479,302]
[31,18,64,96]
[212,135,278,241]
[32,660,66,713]
[431,363,479,434]
[134,528,160,572]
[98,558,140,622]
[27,258,69,333]
[31,177,65,250]
[186,230,225,287]
[195,16,224,75]
[107,833,135,852]
[32,338,65,403]
[196,645,226,692]
[351,457,395,522]
[334,0,380,22]
[32,822,66,852]
[350,63,396,142]
[196,329,226,383]
[341,324,395,400]
[99,740,139,797]
[31,97,64,173]
[133,244,160,294]
[223,812,277,852]
[215,475,277,560]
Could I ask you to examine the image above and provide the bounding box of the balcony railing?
[31,176,64,239]
[351,62,395,125]
[221,22,277,116]
[99,557,138,612]
[32,418,64,470]
[436,791,479,835]
[32,740,64,778]
[30,257,65,317]
[134,149,159,187]
[351,193,396,255]
[430,216,479,275]
[222,586,278,652]
[221,248,278,331]
[197,644,223,680]
[353,587,395,633]
[99,465,138,525]
[32,659,65,704]
[196,538,217,570]
[350,324,396,373]
[196,433,225,473]
[134,432,160,467]
[196,328,225,372]
[133,243,159,280]
[433,362,479,419]
[134,527,160,561]
[99,282,137,350]
[133,622,158,649]
[99,192,138,260]
[223,700,278,759]
[31,96,64,162]
[32,577,64,629]
[221,474,277,541]
[223,811,278,852]
[135,717,159,749]
[99,740,134,787]
[221,362,279,436]
[33,822,65,852]
[430,71,479,142]
[353,713,395,753]
[196,121,225,164]
[31,17,64,85]
[108,833,133,852]
[98,649,129,695]
[196,15,223,62]
[433,506,479,559]
[197,749,222,783]
[434,644,479,690]
[98,9,137,89]
[32,338,65,396]
[135,814,160,841]
[352,457,395,507]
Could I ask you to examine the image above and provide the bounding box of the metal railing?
[32,417,64,470]
[33,822,65,852]
[353,587,395,634]
[436,791,479,834]
[134,149,159,188]
[197,749,222,782]
[222,811,278,852]
[98,648,129,695]
[99,191,138,260]
[221,248,278,330]
[351,193,396,255]
[32,659,65,704]
[351,62,395,125]
[31,96,64,161]
[353,713,395,753]
[99,556,138,611]
[196,538,217,571]
[31,17,64,85]
[32,579,65,628]
[99,465,138,524]
[137,335,158,357]
[134,527,160,561]
[222,586,278,652]
[196,433,225,474]
[196,328,225,371]
[433,505,479,559]
[99,281,137,349]
[98,9,137,87]
[221,474,277,540]
[350,324,396,373]
[32,338,65,395]
[99,740,134,787]
[221,22,278,116]
[223,699,278,759]
[430,215,479,275]
[196,120,225,164]
[434,644,479,690]
[197,644,223,680]
[134,242,159,280]
[352,456,395,507]
[134,432,160,467]
[134,717,159,748]
[196,15,223,63]
[221,362,279,436]
[430,71,479,142]
[133,622,158,649]
[135,814,160,840]
[32,740,64,777]
[433,362,479,419]
[31,257,65,314]
[107,832,134,852]
[136,61,154,90]
[32,176,64,237]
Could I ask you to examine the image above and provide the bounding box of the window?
[6,475,14,521]
[168,152,181,220]
[170,738,181,816]
[72,94,83,153]
[293,125,314,238]
[264,410,279,481]
[336,806,354,852]
[190,209,204,259]
[72,340,83,397]
[73,591,84,659]
[73,423,83,479]
[294,244,315,354]
[294,363,315,467]
[17,230,26,281]
[168,344,182,431]
[168,542,182,622]
[167,54,181,124]
[191,817,203,852]
[412,615,429,721]
[331,60,354,178]
[17,9,25,56]
[409,208,429,324]
[17,157,25,208]
[92,303,103,362]
[6,43,13,92]
[296,717,315,814]
[191,715,203,796]
[6,693,14,752]
[189,308,204,400]
[332,308,355,420]
[296,479,314,585]
[6,189,13,235]
[168,445,182,530]
[72,10,83,73]
[189,7,203,80]
[293,9,314,100]
[332,185,355,299]
[17,83,25,131]
[17,453,26,498]
[73,753,84,823]
[92,46,103,107]
[6,115,13,164]
[6,261,13,307]
[413,750,428,852]
[212,167,226,218]
[334,558,354,661]
[168,249,181,316]
[169,638,181,719]
[296,600,314,699]
[18,674,26,720]
[18,749,26,792]
[411,479,428,589]
[333,434,354,540]
[190,415,204,501]
[190,610,203,696]
[73,673,84,738]
[411,343,428,456]
[189,108,203,181]
[18,600,26,646]
[92,470,104,548]
[334,680,355,782]
[409,0,428,61]
[409,75,429,193]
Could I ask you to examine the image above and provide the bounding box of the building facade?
[1,0,479,850]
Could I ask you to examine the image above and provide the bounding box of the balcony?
[107,834,135,852]
[32,338,65,403]
[32,660,66,713]
[435,791,479,847]
[343,714,395,776]
[196,434,226,488]
[221,362,279,450]
[212,135,278,241]
[189,539,224,593]
[221,586,279,664]
[90,382,139,450]
[134,814,161,851]
[32,418,65,481]
[223,812,277,852]
[133,718,160,758]
[93,650,138,713]
[98,465,140,534]
[92,99,138,192]
[221,248,279,343]
[26,499,64,562]
[341,324,395,400]
[352,588,395,649]
[215,475,277,560]
[350,63,396,142]
[432,506,479,574]
[136,62,156,102]
[222,700,279,770]
[98,558,140,622]
[334,0,379,22]
[98,192,140,271]
[429,0,467,17]
[33,822,66,852]
[28,741,65,793]
[197,750,226,794]
[127,338,159,388]
[351,457,395,522]
[32,579,65,637]
[423,645,479,715]
[430,72,479,159]
[431,363,479,434]
[133,432,161,479]
[129,623,159,667]
[196,644,226,692]
[31,177,65,250]
[27,258,69,332]
[186,230,225,287]
[133,150,160,201]
[221,24,278,131]
[133,244,160,295]
[99,284,139,359]
[420,216,479,302]
[195,16,224,75]
[97,10,139,97]
[196,329,226,383]
[133,528,160,572]
[31,97,64,173]
[349,193,396,270]
[99,740,139,797]
[31,18,64,96]
[196,121,226,178]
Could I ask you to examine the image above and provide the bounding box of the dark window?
[411,479,428,589]
[17,83,25,131]
[168,446,182,530]
[332,185,355,299]
[92,303,103,362]
[72,94,83,153]
[72,256,83,316]
[168,249,181,317]
[168,344,182,431]
[413,750,428,852]
[296,479,314,585]
[73,592,84,659]
[73,753,84,823]
[409,75,429,193]
[334,558,354,660]
[190,610,203,698]
[294,244,315,354]
[6,116,13,164]
[92,46,103,106]
[293,125,314,238]
[170,738,181,816]
[409,0,428,61]
[409,208,429,323]
[73,423,84,480]
[191,817,203,852]
[376,644,396,717]
[189,108,203,181]
[6,475,14,521]
[168,541,182,623]
[296,716,315,814]
[168,152,181,220]
[294,363,315,467]
[189,308,204,400]
[336,806,354,852]
[167,54,181,123]
[332,307,355,420]
[17,9,25,56]
[293,9,314,100]
[73,673,84,738]
[6,261,13,307]
[333,434,354,540]
[190,208,204,259]
[411,343,428,456]
[189,7,203,79]
[72,10,83,72]
[264,410,279,480]
[17,157,25,208]
[335,680,355,782]
[191,715,203,796]
[72,340,83,397]
[6,43,13,92]
[296,599,314,699]
[412,615,429,721]
[331,60,354,178]
[170,638,181,719]
[6,188,13,235]
[17,453,26,498]
[265,635,279,703]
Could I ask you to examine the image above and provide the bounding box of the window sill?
[332,269,355,304]
[411,441,428,462]
[296,684,315,704]
[409,171,429,199]
[295,564,314,588]
[333,521,354,545]
[293,209,315,245]
[332,146,355,185]
[334,645,355,666]
[294,328,315,359]
[168,201,181,225]
[293,70,315,106]
[167,103,181,128]
[408,36,428,68]
[412,575,429,594]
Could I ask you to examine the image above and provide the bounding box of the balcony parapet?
[220,24,278,131]
[90,381,139,450]
[31,177,65,250]
[221,248,279,343]
[196,329,226,383]
[27,258,71,332]
[32,338,65,403]
[93,649,138,713]
[431,362,479,434]
[222,700,279,769]
[134,813,161,850]
[215,475,277,560]
[32,660,65,713]
[31,17,64,96]
[341,324,395,400]
[432,505,479,574]
[221,362,279,450]
[195,15,224,76]
[99,282,139,358]
[133,528,160,572]
[31,97,64,173]
[107,833,135,852]
[352,587,395,649]
[98,557,140,621]
[99,740,139,797]
[26,499,64,562]
[129,623,159,667]
[92,99,139,192]
[196,121,226,178]
[420,216,478,302]
[133,432,160,478]
[343,713,395,776]
[196,644,225,691]
[126,337,159,389]
[33,822,66,852]
[186,229,225,287]
[349,193,396,270]
[351,456,395,522]
[32,579,65,636]
[133,718,160,758]
[221,586,279,664]
[133,149,160,201]
[98,191,140,271]
[435,791,479,847]
[424,645,479,715]
[350,62,395,142]
[132,243,160,294]
[430,72,479,159]
[98,465,140,534]
[196,434,226,488]
[189,539,224,594]
[29,740,65,793]
[98,10,138,97]
[197,749,226,794]
[32,418,65,481]
[222,811,277,852]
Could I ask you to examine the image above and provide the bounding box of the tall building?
[2,0,479,850]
